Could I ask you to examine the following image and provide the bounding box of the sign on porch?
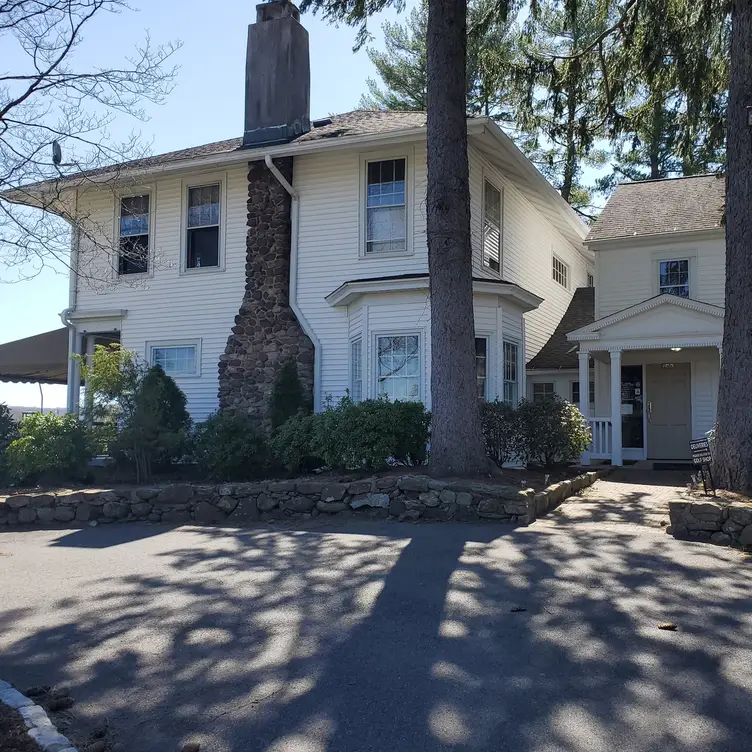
[689,437,715,496]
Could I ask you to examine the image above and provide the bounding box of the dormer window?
[659,259,689,298]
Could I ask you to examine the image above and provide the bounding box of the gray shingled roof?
[14,110,428,191]
[527,287,595,370]
[587,174,725,243]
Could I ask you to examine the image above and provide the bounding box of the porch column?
[578,350,590,417]
[66,328,83,416]
[609,348,623,466]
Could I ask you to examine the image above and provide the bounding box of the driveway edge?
[0,680,77,752]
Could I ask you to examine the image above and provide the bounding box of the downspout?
[264,154,322,412]
[60,189,81,415]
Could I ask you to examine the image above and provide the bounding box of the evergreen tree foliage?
[269,360,312,432]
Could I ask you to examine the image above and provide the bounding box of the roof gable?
[587,175,725,243]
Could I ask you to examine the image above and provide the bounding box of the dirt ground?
[0,702,42,752]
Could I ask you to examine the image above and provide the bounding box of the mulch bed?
[0,702,42,752]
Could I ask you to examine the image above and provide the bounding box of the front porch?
[568,294,724,466]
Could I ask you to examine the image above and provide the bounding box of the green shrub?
[269,360,311,431]
[516,395,591,468]
[111,365,192,482]
[272,397,430,472]
[0,403,20,484]
[481,399,519,467]
[193,412,269,481]
[270,410,319,474]
[5,413,96,484]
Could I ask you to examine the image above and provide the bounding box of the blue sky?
[0,0,415,408]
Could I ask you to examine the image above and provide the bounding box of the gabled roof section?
[527,287,595,369]
[587,174,725,243]
[567,293,724,341]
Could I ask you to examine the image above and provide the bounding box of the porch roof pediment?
[567,294,724,346]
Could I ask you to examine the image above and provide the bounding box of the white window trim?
[652,254,695,298]
[359,148,414,259]
[349,335,364,403]
[480,173,503,276]
[475,333,493,400]
[372,330,423,402]
[112,186,155,280]
[145,339,202,378]
[552,253,570,289]
[502,338,520,405]
[180,171,228,275]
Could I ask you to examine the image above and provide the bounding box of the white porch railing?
[583,417,612,463]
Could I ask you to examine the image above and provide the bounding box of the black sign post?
[689,437,715,496]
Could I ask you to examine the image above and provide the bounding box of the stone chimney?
[243,0,311,147]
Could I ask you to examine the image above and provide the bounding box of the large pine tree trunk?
[713,0,752,491]
[426,0,488,476]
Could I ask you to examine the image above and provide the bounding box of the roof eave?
[586,226,725,248]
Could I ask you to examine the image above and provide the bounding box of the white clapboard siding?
[595,234,725,319]
[74,164,250,421]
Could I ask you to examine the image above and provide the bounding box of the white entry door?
[646,363,692,460]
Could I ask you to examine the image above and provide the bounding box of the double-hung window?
[503,341,519,405]
[150,343,199,377]
[483,180,502,272]
[475,337,489,399]
[118,194,149,275]
[186,184,221,269]
[552,255,569,288]
[533,382,555,402]
[659,259,689,298]
[350,338,363,402]
[571,380,595,406]
[587,272,594,287]
[366,158,406,254]
[376,334,420,401]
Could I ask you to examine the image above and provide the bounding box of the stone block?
[130,502,152,517]
[28,727,74,751]
[216,496,239,513]
[257,493,278,512]
[710,531,732,546]
[147,513,162,523]
[534,492,550,516]
[348,480,374,495]
[162,510,192,525]
[317,500,348,513]
[218,484,235,496]
[350,493,390,509]
[6,495,31,508]
[53,507,75,523]
[134,487,160,501]
[690,502,724,522]
[268,481,297,493]
[37,507,55,524]
[428,480,449,491]
[389,499,406,517]
[281,496,316,513]
[229,497,260,523]
[477,499,507,519]
[98,491,120,505]
[194,501,226,524]
[559,480,573,499]
[455,492,473,507]
[375,477,397,491]
[103,501,129,519]
[398,509,422,521]
[18,507,37,524]
[320,483,348,502]
[0,686,33,708]
[722,518,744,534]
[75,504,98,522]
[546,483,566,504]
[233,483,268,495]
[398,476,430,493]
[156,485,195,505]
[29,494,55,508]
[296,481,325,495]
[729,506,752,527]
[439,490,456,504]
[739,524,752,547]
[18,703,52,729]
[422,507,450,520]
[685,517,722,532]
[419,491,441,507]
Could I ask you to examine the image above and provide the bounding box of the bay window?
[376,334,420,401]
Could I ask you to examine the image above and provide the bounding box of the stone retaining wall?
[0,471,599,529]
[669,500,752,548]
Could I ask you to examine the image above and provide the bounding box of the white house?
[567,174,725,465]
[0,0,592,424]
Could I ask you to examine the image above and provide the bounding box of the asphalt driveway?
[1,500,751,751]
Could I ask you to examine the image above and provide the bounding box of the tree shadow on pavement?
[1,517,751,751]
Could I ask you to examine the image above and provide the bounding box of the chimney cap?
[256,0,300,23]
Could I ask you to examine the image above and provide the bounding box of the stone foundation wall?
[0,472,599,528]
[218,157,314,427]
[669,500,752,548]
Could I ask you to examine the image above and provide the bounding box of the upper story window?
[118,194,149,275]
[475,337,488,399]
[483,180,502,272]
[552,255,569,288]
[186,184,220,269]
[659,259,689,298]
[533,382,555,402]
[503,341,518,405]
[587,272,594,287]
[366,158,406,254]
[377,334,420,401]
[150,343,199,377]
